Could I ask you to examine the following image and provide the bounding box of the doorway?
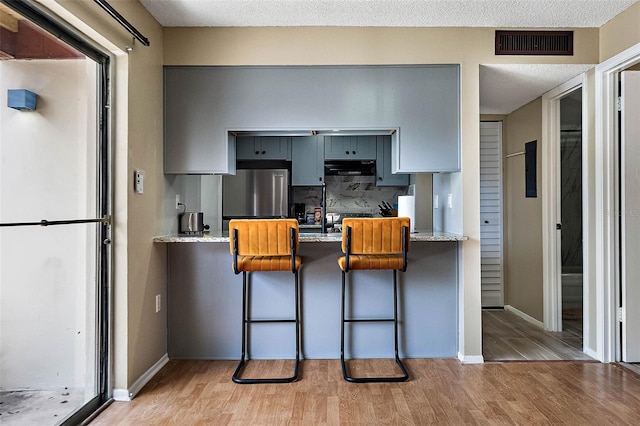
[594,40,640,364]
[0,1,111,424]
[559,89,584,343]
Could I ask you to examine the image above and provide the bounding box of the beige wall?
[600,0,640,62]
[43,0,166,392]
[121,2,166,389]
[163,27,599,66]
[504,98,543,320]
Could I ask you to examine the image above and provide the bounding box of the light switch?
[134,170,144,194]
[433,194,439,209]
[447,193,453,209]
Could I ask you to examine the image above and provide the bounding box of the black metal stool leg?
[392,270,410,380]
[340,270,409,383]
[340,271,347,380]
[232,271,249,383]
[232,271,300,384]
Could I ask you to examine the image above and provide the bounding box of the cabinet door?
[292,136,324,186]
[259,137,291,160]
[376,136,409,186]
[324,136,352,160]
[352,136,377,159]
[237,137,291,160]
[164,67,233,174]
[236,136,260,159]
[325,136,376,160]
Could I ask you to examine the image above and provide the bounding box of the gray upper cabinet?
[376,136,409,186]
[164,65,459,174]
[236,136,291,160]
[292,136,324,186]
[324,136,376,160]
[164,68,235,174]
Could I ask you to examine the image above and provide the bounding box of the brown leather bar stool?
[229,218,302,384]
[338,217,410,383]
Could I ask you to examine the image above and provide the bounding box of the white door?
[621,71,640,362]
[480,122,504,307]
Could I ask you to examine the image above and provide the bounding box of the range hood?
[324,160,376,176]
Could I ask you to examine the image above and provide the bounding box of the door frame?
[542,74,588,342]
[0,0,114,421]
[594,43,640,362]
[619,70,640,362]
[595,42,640,363]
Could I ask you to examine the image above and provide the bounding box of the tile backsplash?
[293,175,409,216]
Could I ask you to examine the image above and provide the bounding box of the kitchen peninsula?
[154,230,466,360]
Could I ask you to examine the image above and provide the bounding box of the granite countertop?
[153,230,468,243]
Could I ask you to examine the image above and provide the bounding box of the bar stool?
[229,218,302,384]
[338,217,410,383]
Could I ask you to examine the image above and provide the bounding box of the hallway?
[482,309,592,361]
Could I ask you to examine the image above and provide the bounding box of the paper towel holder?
[397,195,417,233]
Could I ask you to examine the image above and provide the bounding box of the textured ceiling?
[140,0,638,114]
[140,0,637,28]
[480,64,594,114]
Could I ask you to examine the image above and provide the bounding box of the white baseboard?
[585,347,600,361]
[113,353,169,402]
[458,353,484,364]
[504,305,544,329]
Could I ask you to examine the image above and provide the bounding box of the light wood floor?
[90,358,640,425]
[482,309,592,361]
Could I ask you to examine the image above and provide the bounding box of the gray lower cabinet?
[324,136,377,160]
[167,241,459,359]
[292,136,324,186]
[236,136,291,160]
[376,136,410,186]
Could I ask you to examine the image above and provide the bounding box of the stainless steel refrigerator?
[222,169,289,228]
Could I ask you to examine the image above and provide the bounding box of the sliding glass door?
[0,1,110,424]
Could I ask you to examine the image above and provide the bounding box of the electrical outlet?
[433,194,439,209]
[447,193,453,209]
[175,194,181,209]
[155,294,161,313]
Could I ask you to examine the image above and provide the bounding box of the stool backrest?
[229,219,299,256]
[341,217,410,255]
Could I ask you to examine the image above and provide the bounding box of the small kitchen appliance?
[179,211,205,234]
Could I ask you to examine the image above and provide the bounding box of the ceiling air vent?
[495,31,573,56]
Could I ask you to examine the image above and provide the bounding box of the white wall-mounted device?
[134,170,144,194]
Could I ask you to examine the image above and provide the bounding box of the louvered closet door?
[480,122,504,307]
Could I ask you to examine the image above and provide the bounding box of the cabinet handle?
[378,176,383,180]
[345,151,350,155]
[255,151,260,155]
[352,151,356,154]
[261,150,266,154]
[319,177,322,181]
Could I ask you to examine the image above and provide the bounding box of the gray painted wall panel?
[164,65,460,174]
[168,241,458,359]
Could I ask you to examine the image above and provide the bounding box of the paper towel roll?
[397,195,416,232]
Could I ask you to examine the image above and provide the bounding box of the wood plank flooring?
[90,359,640,425]
[482,309,592,361]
